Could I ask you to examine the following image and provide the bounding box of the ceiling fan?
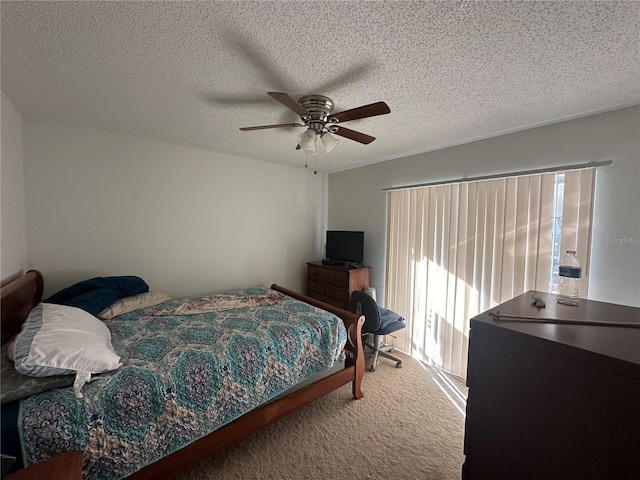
[239,92,390,152]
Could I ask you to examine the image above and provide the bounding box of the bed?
[1,270,365,479]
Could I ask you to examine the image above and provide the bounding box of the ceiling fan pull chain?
[314,148,318,175]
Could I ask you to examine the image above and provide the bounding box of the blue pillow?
[45,276,149,316]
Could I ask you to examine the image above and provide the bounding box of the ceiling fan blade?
[268,92,311,117]
[313,60,377,93]
[225,31,293,91]
[201,93,275,107]
[239,123,305,131]
[332,126,375,144]
[331,101,390,123]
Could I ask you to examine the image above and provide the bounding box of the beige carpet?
[177,352,466,480]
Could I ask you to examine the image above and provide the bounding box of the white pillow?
[12,303,122,398]
[98,291,171,319]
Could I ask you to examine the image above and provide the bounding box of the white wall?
[23,121,327,298]
[1,91,28,283]
[329,106,640,307]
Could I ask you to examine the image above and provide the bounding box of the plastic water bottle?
[557,250,581,306]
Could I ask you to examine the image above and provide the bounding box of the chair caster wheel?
[370,364,376,372]
[396,362,403,368]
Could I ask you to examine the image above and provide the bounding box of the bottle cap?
[566,250,576,254]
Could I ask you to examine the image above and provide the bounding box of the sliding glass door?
[384,168,594,377]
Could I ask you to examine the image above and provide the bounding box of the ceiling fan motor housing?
[299,95,334,134]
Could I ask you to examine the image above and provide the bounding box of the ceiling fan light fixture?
[297,129,316,151]
[321,132,339,153]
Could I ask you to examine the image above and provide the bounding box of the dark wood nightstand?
[6,451,83,480]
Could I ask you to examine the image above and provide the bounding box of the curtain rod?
[381,160,613,192]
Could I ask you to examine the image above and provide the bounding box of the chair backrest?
[350,291,381,334]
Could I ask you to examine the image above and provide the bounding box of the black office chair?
[350,291,406,371]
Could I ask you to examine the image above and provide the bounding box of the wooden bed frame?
[1,270,365,479]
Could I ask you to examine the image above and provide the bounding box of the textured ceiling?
[2,1,639,173]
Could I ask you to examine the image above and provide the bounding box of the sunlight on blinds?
[385,169,594,377]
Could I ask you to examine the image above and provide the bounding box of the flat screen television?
[325,230,364,264]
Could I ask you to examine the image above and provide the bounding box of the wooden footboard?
[271,284,365,399]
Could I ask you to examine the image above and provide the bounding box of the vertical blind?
[385,168,594,377]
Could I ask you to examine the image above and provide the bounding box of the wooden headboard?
[1,270,43,345]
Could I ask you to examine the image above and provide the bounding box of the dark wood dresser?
[463,291,640,479]
[306,262,370,310]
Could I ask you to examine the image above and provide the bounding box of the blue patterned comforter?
[18,288,347,479]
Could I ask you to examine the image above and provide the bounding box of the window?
[385,168,594,377]
[549,172,565,293]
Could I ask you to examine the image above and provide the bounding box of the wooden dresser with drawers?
[306,262,371,311]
